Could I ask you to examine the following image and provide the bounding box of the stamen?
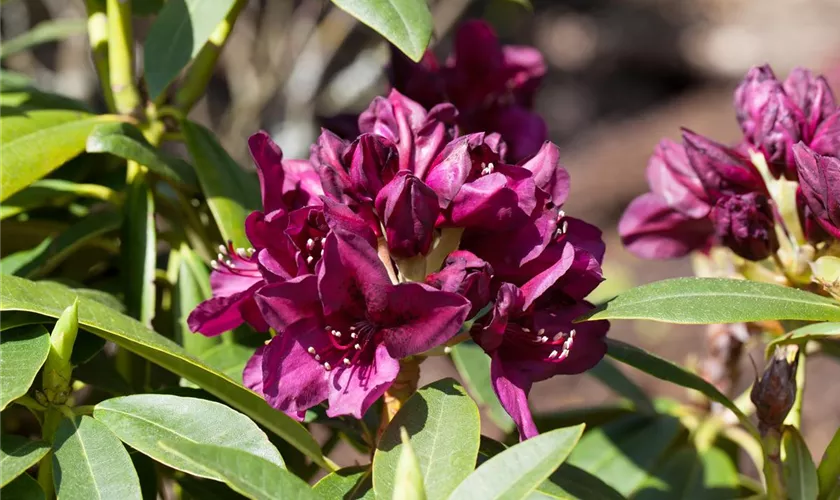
[563,338,573,350]
[350,333,357,339]
[307,347,316,354]
[569,329,576,338]
[218,244,227,254]
[225,260,235,268]
[332,330,342,338]
[217,253,225,261]
[349,326,356,331]
[549,350,558,359]
[306,256,314,265]
[537,328,546,336]
[522,327,531,333]
[315,354,321,361]
[236,248,248,257]
[323,362,332,371]
[306,238,315,250]
[354,344,361,350]
[210,261,219,270]
[553,331,565,342]
[343,358,351,366]
[325,325,332,331]
[541,336,549,343]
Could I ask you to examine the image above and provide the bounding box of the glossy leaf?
[94,394,284,479]
[86,123,197,188]
[374,379,480,500]
[330,0,432,62]
[0,325,50,410]
[0,435,50,487]
[768,322,840,351]
[819,427,840,500]
[0,473,45,500]
[784,427,819,500]
[0,275,326,468]
[181,120,257,248]
[313,465,374,500]
[158,441,315,500]
[635,447,738,499]
[52,416,143,499]
[0,111,123,201]
[450,340,514,432]
[605,338,751,429]
[395,428,426,500]
[14,210,121,279]
[588,357,654,412]
[175,245,222,356]
[199,343,254,383]
[144,0,237,99]
[0,19,87,59]
[567,414,683,496]
[580,278,840,324]
[450,425,584,500]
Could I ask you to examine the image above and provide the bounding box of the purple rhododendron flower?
[390,20,547,161]
[711,193,779,261]
[793,143,840,239]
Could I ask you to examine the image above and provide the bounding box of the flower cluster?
[620,65,840,262]
[189,84,607,439]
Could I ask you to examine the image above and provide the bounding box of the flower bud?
[375,172,440,258]
[425,250,493,317]
[682,129,765,199]
[750,345,799,434]
[710,192,778,261]
[793,143,840,239]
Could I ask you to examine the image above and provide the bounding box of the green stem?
[84,0,115,111]
[173,0,247,112]
[762,428,787,499]
[37,407,63,499]
[13,395,46,412]
[106,0,141,115]
[784,349,806,428]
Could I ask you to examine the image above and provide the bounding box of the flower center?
[507,323,576,363]
[305,319,381,371]
[211,241,260,277]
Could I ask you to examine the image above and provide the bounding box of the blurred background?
[3,0,840,467]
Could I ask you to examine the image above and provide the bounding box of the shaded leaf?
[1,179,117,221]
[0,275,327,468]
[374,379,480,500]
[0,19,87,59]
[0,89,90,112]
[313,465,374,500]
[0,239,53,276]
[581,278,840,324]
[52,416,142,499]
[0,71,33,91]
[174,245,222,357]
[0,472,44,500]
[768,322,840,351]
[122,176,156,327]
[783,427,819,500]
[535,402,635,433]
[144,0,237,100]
[199,342,254,383]
[819,427,840,500]
[0,435,50,487]
[73,350,133,395]
[158,441,314,500]
[450,340,514,432]
[588,357,654,412]
[0,325,50,410]
[330,0,432,62]
[538,463,625,500]
[635,446,738,499]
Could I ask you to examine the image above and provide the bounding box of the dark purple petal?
[448,165,538,230]
[797,186,830,244]
[311,129,353,202]
[735,64,779,140]
[501,45,546,105]
[379,282,471,359]
[374,172,441,258]
[326,343,400,419]
[255,275,320,332]
[710,193,779,261]
[810,109,840,158]
[248,131,288,214]
[646,139,711,218]
[388,46,445,110]
[491,354,538,440]
[518,141,570,207]
[480,105,547,162]
[793,143,840,238]
[783,67,837,139]
[425,250,493,317]
[318,231,391,319]
[187,283,263,336]
[519,240,575,310]
[682,129,765,198]
[530,304,609,375]
[209,265,263,298]
[461,209,556,275]
[243,345,266,396]
[346,133,399,199]
[619,192,714,259]
[281,159,324,209]
[473,283,522,352]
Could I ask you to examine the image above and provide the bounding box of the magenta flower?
[793,143,840,239]
[374,171,441,258]
[251,211,470,419]
[390,20,547,161]
[425,250,493,317]
[711,193,779,261]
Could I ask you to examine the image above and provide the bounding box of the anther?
[354,344,361,350]
[522,327,531,333]
[236,248,247,257]
[315,354,321,361]
[349,326,356,331]
[323,362,331,371]
[218,244,227,253]
[225,260,235,268]
[217,253,225,261]
[306,256,314,265]
[307,347,316,354]
[537,328,546,336]
[541,336,549,343]
[343,359,351,366]
[569,329,576,338]
[350,333,357,339]
[549,350,558,359]
[210,261,219,270]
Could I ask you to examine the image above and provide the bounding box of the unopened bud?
[811,255,840,301]
[750,345,799,434]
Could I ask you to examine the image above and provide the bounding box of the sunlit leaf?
[450,340,514,432]
[635,446,738,499]
[819,427,840,500]
[313,465,373,500]
[0,325,50,410]
[768,322,840,351]
[330,0,432,62]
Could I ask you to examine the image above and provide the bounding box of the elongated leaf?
[374,379,480,500]
[159,441,314,500]
[395,428,426,500]
[0,111,123,201]
[784,427,819,500]
[1,179,117,221]
[122,177,156,326]
[605,338,751,428]
[331,0,432,62]
[313,466,374,500]
[14,210,121,278]
[538,463,625,500]
[199,343,253,383]
[0,239,52,276]
[450,425,584,500]
[769,322,840,350]
[175,246,222,356]
[0,435,50,487]
[0,275,326,468]
[635,446,738,499]
[534,403,634,433]
[819,428,840,500]
[181,120,257,248]
[1,473,45,500]
[581,278,840,324]
[52,416,142,499]
[94,394,284,479]
[144,0,237,100]
[0,325,50,410]
[0,71,33,91]
[450,340,514,432]
[0,312,47,331]
[0,89,91,112]
[567,414,683,496]
[86,123,197,188]
[0,19,87,59]
[588,357,653,412]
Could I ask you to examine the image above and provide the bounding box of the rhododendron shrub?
[2,3,838,500]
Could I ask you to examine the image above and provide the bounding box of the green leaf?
[181,120,257,248]
[580,278,840,324]
[73,350,133,395]
[86,123,197,188]
[449,425,585,500]
[588,357,653,412]
[0,473,45,500]
[330,0,432,62]
[819,427,840,500]
[1,239,52,276]
[0,435,50,487]
[635,446,738,499]
[374,379,480,500]
[129,450,159,500]
[0,325,50,410]
[768,322,840,351]
[313,465,374,500]
[0,89,91,112]
[144,0,237,100]
[93,394,284,480]
[0,311,47,331]
[0,19,87,59]
[0,71,33,91]
[0,111,123,201]
[0,275,326,468]
[52,416,142,499]
[122,177,156,326]
[174,245,222,357]
[534,402,635,433]
[567,414,683,496]
[158,441,315,500]
[1,179,117,221]
[13,210,121,278]
[450,340,515,432]
[783,427,819,500]
[199,343,253,383]
[605,338,752,430]
[394,428,426,500]
[538,463,625,500]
